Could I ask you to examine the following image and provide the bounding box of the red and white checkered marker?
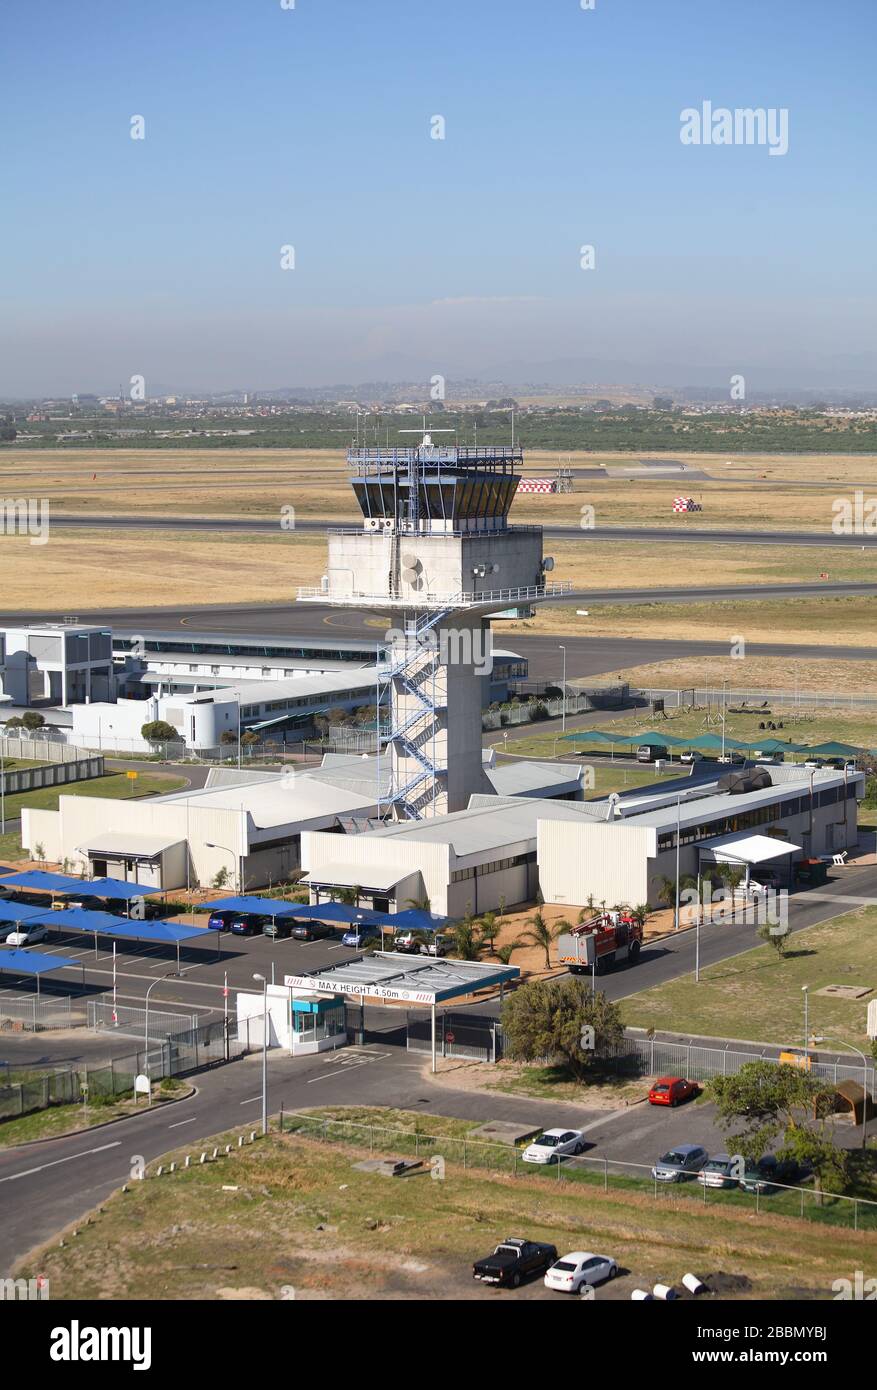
[516,478,556,493]
[672,496,702,512]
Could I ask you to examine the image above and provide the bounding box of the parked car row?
[204,908,454,953]
[473,1237,618,1293]
[651,1143,810,1191]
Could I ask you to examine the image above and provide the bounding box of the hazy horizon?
[3,0,875,398]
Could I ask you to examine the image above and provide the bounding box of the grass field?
[0,771,188,819]
[507,702,877,760]
[0,831,27,861]
[17,1116,873,1299]
[621,908,877,1048]
[0,1082,189,1148]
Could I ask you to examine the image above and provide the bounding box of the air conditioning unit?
[381,519,395,532]
[364,518,382,532]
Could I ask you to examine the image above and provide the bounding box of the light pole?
[206,841,238,893]
[559,644,567,736]
[144,973,174,1093]
[253,972,268,1136]
[0,740,5,834]
[673,793,682,931]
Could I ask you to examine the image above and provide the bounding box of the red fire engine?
[555,910,643,974]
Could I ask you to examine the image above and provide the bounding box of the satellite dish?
[401,568,419,583]
[401,553,420,569]
[542,556,555,572]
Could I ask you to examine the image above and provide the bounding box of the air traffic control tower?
[298,430,570,819]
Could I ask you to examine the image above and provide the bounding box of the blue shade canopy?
[799,741,862,757]
[0,870,86,893]
[0,902,45,925]
[25,907,130,932]
[99,920,213,943]
[384,908,450,932]
[195,895,305,917]
[81,877,162,899]
[289,903,386,925]
[0,948,80,975]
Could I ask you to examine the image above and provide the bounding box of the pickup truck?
[473,1238,558,1288]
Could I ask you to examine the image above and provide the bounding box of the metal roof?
[80,831,183,858]
[698,832,802,865]
[306,861,415,891]
[363,795,603,857]
[284,950,518,1005]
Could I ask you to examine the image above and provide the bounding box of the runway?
[35,512,877,549]
[1,590,875,684]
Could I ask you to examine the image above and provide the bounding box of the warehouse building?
[539,764,865,909]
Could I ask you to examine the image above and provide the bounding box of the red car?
[648,1076,698,1107]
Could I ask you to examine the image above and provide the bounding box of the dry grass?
[17,1123,871,1300]
[577,653,877,700]
[4,447,877,530]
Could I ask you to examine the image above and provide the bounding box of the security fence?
[0,994,80,1031]
[405,1015,874,1097]
[407,1010,502,1063]
[283,1114,877,1232]
[600,1034,874,1095]
[0,753,104,797]
[88,999,199,1040]
[0,1013,259,1123]
[638,686,877,713]
[0,736,86,761]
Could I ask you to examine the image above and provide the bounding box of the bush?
[141,720,179,743]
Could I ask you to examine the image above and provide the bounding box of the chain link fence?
[284,1114,877,1232]
[0,1013,259,1122]
[0,994,79,1031]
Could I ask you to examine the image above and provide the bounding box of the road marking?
[0,1141,122,1184]
[306,1065,365,1083]
[577,1110,639,1137]
[168,1117,197,1129]
[239,1095,262,1105]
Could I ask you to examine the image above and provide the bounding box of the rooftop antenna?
[397,413,455,450]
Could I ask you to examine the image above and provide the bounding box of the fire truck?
[555,910,643,974]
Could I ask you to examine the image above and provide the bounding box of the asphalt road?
[1,862,875,1272]
[35,513,877,550]
[2,588,877,688]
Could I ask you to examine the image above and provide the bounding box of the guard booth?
[290,991,347,1055]
[237,983,347,1056]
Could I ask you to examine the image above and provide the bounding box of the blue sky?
[2,0,875,393]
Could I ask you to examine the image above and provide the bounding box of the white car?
[522,1128,585,1165]
[545,1251,618,1293]
[4,923,49,947]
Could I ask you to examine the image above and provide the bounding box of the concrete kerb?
[1,1085,198,1150]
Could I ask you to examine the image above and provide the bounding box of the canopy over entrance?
[699,832,802,865]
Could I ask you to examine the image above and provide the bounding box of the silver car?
[651,1144,709,1182]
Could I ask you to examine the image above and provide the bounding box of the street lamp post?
[673,793,682,931]
[206,841,239,893]
[559,645,567,736]
[144,974,174,1094]
[253,972,268,1136]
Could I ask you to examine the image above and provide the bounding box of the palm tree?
[404,893,432,913]
[447,912,484,962]
[657,876,676,909]
[519,910,565,969]
[630,903,651,929]
[495,939,523,965]
[478,910,500,951]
